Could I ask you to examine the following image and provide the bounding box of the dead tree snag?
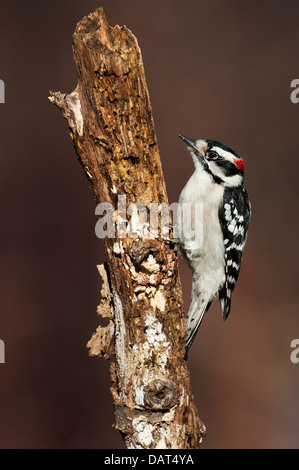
[49,7,206,449]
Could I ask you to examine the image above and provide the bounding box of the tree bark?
[49,7,206,449]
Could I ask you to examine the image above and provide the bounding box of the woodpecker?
[178,135,251,352]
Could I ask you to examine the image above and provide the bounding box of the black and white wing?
[218,186,251,321]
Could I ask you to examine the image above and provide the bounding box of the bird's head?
[179,135,245,187]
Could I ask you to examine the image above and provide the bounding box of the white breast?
[179,167,226,294]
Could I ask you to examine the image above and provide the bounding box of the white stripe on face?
[210,146,237,163]
[208,160,243,187]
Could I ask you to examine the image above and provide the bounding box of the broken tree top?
[49,7,166,209]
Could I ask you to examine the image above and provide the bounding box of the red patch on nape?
[234,158,245,173]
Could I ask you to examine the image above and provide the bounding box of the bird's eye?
[208,151,218,160]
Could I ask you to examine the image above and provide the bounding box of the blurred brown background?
[0,0,299,449]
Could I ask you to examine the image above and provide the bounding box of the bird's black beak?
[179,134,207,166]
[179,134,197,150]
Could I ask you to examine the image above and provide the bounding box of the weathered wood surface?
[49,7,206,449]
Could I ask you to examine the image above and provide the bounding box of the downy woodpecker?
[178,135,251,352]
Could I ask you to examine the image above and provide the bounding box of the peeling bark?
[49,7,206,449]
